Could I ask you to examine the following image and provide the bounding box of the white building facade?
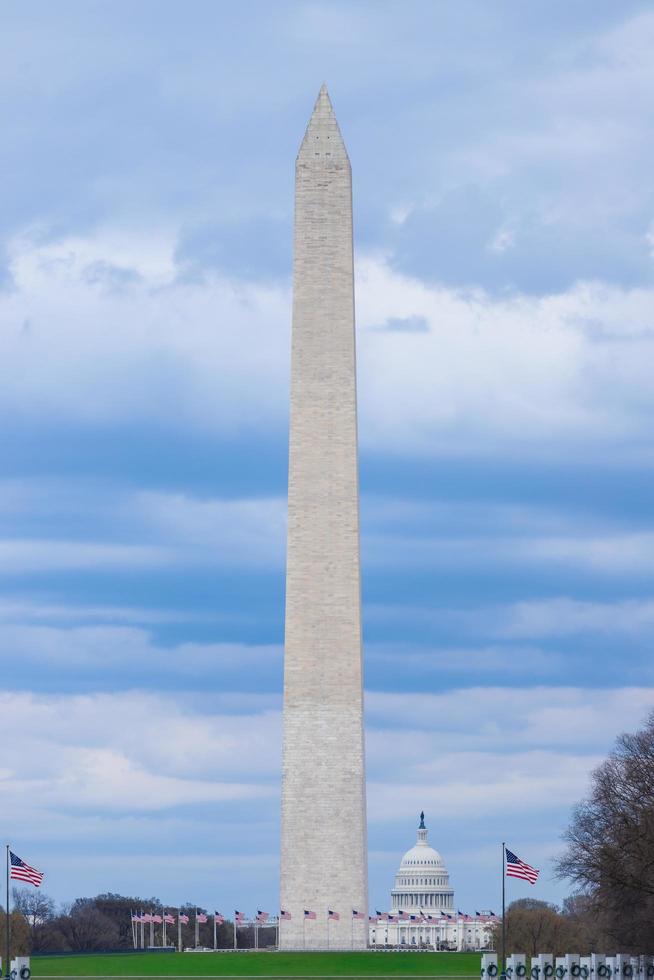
[369,814,496,952]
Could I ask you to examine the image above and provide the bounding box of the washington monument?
[279,86,368,950]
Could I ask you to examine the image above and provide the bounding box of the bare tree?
[491,900,576,957]
[56,903,119,952]
[561,894,609,950]
[11,887,57,954]
[555,710,654,952]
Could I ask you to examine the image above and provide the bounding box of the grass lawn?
[32,950,481,978]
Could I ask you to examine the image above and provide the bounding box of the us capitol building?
[368,814,495,952]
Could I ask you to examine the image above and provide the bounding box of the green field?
[32,950,480,978]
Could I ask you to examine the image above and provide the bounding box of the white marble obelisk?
[279,85,368,950]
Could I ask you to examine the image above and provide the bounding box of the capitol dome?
[390,812,454,913]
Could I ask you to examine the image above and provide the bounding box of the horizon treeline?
[2,891,276,957]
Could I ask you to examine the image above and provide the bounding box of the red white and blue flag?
[214,912,224,924]
[280,910,292,921]
[328,910,340,920]
[304,910,316,920]
[256,911,269,924]
[505,848,540,885]
[235,911,245,924]
[164,913,175,925]
[9,852,44,887]
[179,914,189,925]
[196,912,208,924]
[352,910,365,920]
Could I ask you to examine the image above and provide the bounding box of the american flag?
[376,911,388,922]
[280,910,292,921]
[196,912,208,924]
[352,910,365,920]
[397,910,410,921]
[304,909,316,920]
[164,914,175,925]
[505,847,540,884]
[152,915,162,924]
[214,912,225,925]
[256,911,269,924]
[235,911,245,924]
[9,852,44,887]
[179,914,189,925]
[328,910,340,920]
[409,914,419,922]
[387,914,396,922]
[368,914,378,924]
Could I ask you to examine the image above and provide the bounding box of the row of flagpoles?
[131,908,497,926]
[130,909,278,951]
[130,907,498,954]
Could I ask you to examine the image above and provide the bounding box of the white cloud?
[368,643,557,676]
[0,690,280,812]
[0,597,195,625]
[0,620,282,674]
[365,529,654,575]
[356,257,654,457]
[368,751,598,820]
[365,686,654,821]
[366,686,654,751]
[3,685,647,824]
[369,596,654,646]
[498,597,654,638]
[134,491,286,568]
[0,478,287,572]
[2,231,654,462]
[0,539,170,573]
[1,226,290,432]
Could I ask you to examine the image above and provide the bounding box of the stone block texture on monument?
[279,85,368,950]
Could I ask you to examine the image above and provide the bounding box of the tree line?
[493,709,654,956]
[2,892,275,959]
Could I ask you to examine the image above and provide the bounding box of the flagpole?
[213,913,217,951]
[178,910,182,953]
[5,845,10,980]
[501,841,506,974]
[233,916,237,950]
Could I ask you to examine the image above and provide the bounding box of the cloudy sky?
[2,0,654,917]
